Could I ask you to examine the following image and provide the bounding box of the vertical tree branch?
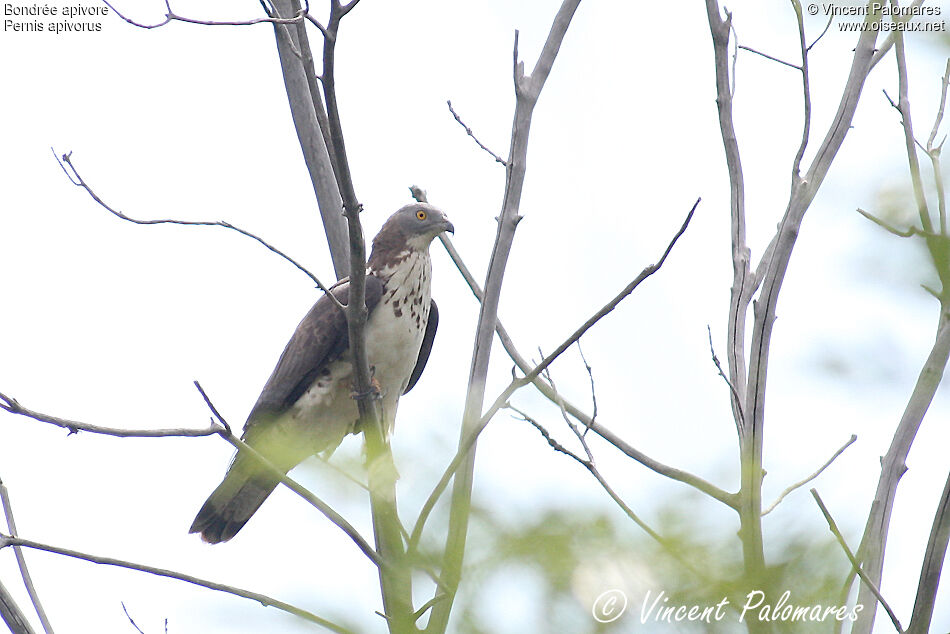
[890,30,933,235]
[704,0,750,433]
[811,490,905,633]
[853,317,950,633]
[425,2,582,632]
[745,0,880,596]
[320,3,413,630]
[789,0,813,186]
[907,469,950,634]
[853,25,950,634]
[269,0,349,278]
[707,3,882,626]
[0,479,53,634]
[0,579,35,634]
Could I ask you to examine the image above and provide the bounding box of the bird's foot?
[350,376,384,401]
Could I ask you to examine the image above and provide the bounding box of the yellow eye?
[416,210,427,221]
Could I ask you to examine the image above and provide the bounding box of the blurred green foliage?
[440,497,851,633]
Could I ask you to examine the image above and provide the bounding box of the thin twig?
[707,325,745,429]
[411,595,446,624]
[806,12,835,52]
[120,603,145,634]
[737,44,801,70]
[446,101,507,166]
[0,535,353,634]
[51,150,340,305]
[891,30,934,234]
[810,489,905,633]
[856,207,920,238]
[926,59,950,151]
[539,365,592,461]
[790,0,813,185]
[925,59,950,236]
[575,340,597,434]
[0,479,53,634]
[510,405,709,580]
[761,435,856,515]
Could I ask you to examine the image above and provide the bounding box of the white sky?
[2,1,950,632]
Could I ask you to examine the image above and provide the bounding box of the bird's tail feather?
[189,467,280,544]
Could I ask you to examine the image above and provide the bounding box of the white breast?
[366,250,432,424]
[276,249,433,454]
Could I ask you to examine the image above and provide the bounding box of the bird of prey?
[190,203,454,544]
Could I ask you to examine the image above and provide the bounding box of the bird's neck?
[369,247,432,291]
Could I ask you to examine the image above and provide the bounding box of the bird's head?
[370,203,454,262]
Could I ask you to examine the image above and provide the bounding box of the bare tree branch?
[510,407,661,540]
[422,200,734,509]
[0,386,381,569]
[707,325,745,429]
[889,31,933,234]
[907,468,950,633]
[120,603,145,634]
[318,4,413,629]
[705,1,751,437]
[1,391,218,438]
[925,59,950,151]
[102,0,311,29]
[854,28,950,632]
[0,478,54,634]
[52,150,340,304]
[0,579,35,634]
[268,0,350,277]
[0,534,353,634]
[868,0,926,70]
[412,199,701,554]
[857,207,921,237]
[790,0,813,185]
[924,59,950,236]
[511,403,711,583]
[737,45,800,70]
[428,3,584,630]
[761,435,856,516]
[574,340,597,433]
[811,489,904,634]
[806,12,835,52]
[446,100,507,166]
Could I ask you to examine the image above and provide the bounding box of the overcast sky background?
[3,1,950,632]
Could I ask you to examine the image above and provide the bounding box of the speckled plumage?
[189,203,453,544]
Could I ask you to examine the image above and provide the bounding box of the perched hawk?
[190,203,454,543]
